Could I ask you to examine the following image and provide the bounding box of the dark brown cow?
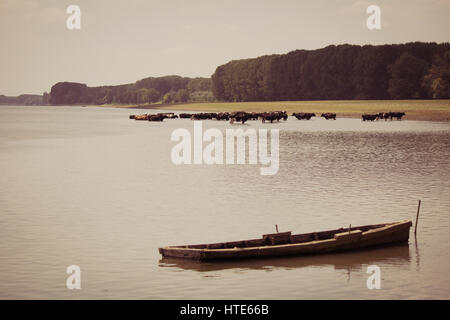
[362,114,378,121]
[261,111,288,123]
[292,112,315,120]
[179,113,192,119]
[321,113,336,120]
[148,114,168,121]
[191,113,216,120]
[230,111,250,124]
[215,112,230,120]
[389,112,406,120]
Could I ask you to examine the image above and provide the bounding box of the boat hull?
[159,220,412,261]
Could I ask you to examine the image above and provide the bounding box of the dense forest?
[2,42,449,106]
[48,76,213,105]
[212,42,450,101]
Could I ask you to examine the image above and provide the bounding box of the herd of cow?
[129,111,405,123]
[129,111,339,123]
[361,112,406,121]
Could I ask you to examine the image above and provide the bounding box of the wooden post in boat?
[414,200,421,235]
[275,224,279,233]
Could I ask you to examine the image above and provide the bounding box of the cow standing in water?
[131,113,175,121]
[292,112,315,120]
[161,113,178,119]
[191,113,217,120]
[249,112,262,120]
[261,112,277,123]
[360,112,406,121]
[179,113,192,119]
[148,114,168,121]
[132,114,149,120]
[321,113,336,120]
[230,111,250,124]
[362,114,378,121]
[389,112,406,120]
[261,111,288,123]
[215,112,230,120]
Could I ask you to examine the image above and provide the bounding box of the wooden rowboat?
[158,220,412,261]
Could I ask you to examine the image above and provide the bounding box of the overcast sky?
[1,0,449,95]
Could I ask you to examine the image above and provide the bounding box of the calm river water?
[0,105,449,299]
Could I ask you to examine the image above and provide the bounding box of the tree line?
[211,42,450,101]
[0,94,44,105]
[48,76,213,105]
[5,42,448,106]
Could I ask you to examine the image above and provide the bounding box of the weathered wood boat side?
[158,220,412,261]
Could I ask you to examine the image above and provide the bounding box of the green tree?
[422,51,450,99]
[49,82,88,105]
[175,89,189,102]
[388,53,429,99]
[148,88,160,103]
[136,88,149,104]
[162,91,176,104]
[105,88,113,104]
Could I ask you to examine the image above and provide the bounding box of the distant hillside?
[212,42,450,101]
[49,76,213,105]
[0,94,44,106]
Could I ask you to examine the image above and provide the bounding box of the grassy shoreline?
[102,100,450,122]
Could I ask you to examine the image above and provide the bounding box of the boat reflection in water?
[159,243,410,273]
